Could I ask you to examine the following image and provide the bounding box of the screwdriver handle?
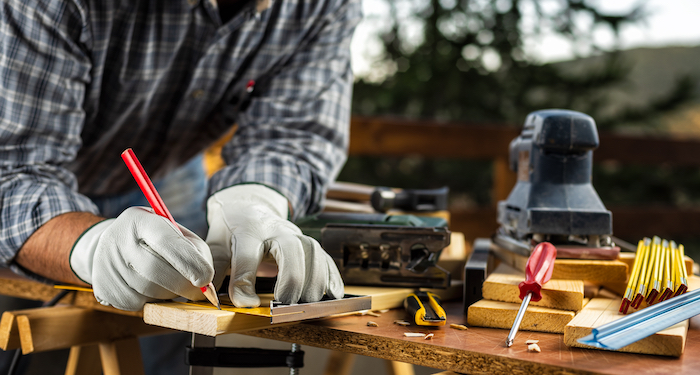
[518,242,557,302]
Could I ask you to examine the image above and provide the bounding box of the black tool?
[370,186,449,213]
[463,238,493,318]
[296,212,452,289]
[404,291,447,326]
[495,109,616,259]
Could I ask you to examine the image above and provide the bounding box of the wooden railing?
[348,116,700,244]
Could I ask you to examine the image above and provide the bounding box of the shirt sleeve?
[208,0,362,220]
[0,0,98,266]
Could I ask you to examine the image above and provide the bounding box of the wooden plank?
[65,345,102,375]
[99,337,145,375]
[492,247,629,283]
[564,297,688,357]
[349,116,700,167]
[143,286,420,336]
[0,269,140,317]
[600,253,695,296]
[482,264,584,311]
[143,302,270,337]
[0,311,20,350]
[16,306,169,354]
[349,116,517,159]
[467,299,575,334]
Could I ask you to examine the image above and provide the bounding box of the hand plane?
[495,109,618,260]
[296,212,452,288]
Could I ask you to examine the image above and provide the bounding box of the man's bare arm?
[15,212,104,286]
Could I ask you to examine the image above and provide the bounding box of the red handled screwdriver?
[506,242,557,347]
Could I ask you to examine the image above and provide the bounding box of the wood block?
[551,259,628,283]
[467,299,575,334]
[564,297,688,357]
[617,252,694,276]
[143,286,423,336]
[482,264,584,311]
[16,306,169,354]
[0,311,20,350]
[601,253,696,296]
[492,247,628,283]
[143,302,272,337]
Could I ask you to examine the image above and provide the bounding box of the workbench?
[2,270,700,375]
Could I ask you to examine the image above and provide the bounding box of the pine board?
[143,285,430,336]
[467,299,575,333]
[482,264,584,311]
[564,297,688,357]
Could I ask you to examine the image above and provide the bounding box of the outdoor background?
[223,2,700,374]
[340,0,700,260]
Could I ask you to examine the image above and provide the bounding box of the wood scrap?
[482,263,584,311]
[467,299,574,333]
[16,305,168,354]
[564,297,688,357]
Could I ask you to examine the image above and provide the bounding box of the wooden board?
[482,264,584,311]
[564,297,688,357]
[142,284,464,336]
[143,286,422,336]
[0,310,21,350]
[16,305,170,354]
[467,299,575,334]
[492,247,629,283]
[600,253,695,296]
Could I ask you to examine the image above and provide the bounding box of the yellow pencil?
[656,239,674,303]
[674,242,689,296]
[620,238,648,314]
[632,236,656,309]
[669,240,680,297]
[645,237,663,304]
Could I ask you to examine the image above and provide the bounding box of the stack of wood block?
[466,254,697,356]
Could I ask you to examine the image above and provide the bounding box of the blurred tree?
[341,0,697,209]
[351,0,694,129]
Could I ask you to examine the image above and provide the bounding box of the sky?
[351,0,700,78]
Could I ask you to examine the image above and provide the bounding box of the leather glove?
[70,207,215,311]
[206,184,344,307]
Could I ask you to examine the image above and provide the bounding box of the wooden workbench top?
[241,301,700,375]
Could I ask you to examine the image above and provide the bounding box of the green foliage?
[352,0,693,129]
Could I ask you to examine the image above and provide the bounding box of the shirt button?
[191,89,204,99]
[187,0,198,6]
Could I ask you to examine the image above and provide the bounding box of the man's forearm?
[16,212,104,286]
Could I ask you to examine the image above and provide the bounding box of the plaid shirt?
[0,0,360,261]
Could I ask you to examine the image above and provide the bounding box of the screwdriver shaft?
[506,292,532,347]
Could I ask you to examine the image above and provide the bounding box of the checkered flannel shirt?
[0,0,360,264]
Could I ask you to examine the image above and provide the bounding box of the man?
[0,0,360,372]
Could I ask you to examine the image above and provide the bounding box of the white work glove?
[206,184,344,307]
[70,207,215,311]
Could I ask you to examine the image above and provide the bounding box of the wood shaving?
[366,321,378,327]
[355,310,380,317]
[424,333,434,340]
[394,320,411,326]
[449,324,468,330]
[528,343,541,353]
[525,339,539,345]
[378,309,390,313]
[404,332,426,338]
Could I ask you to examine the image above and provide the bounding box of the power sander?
[493,109,618,261]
